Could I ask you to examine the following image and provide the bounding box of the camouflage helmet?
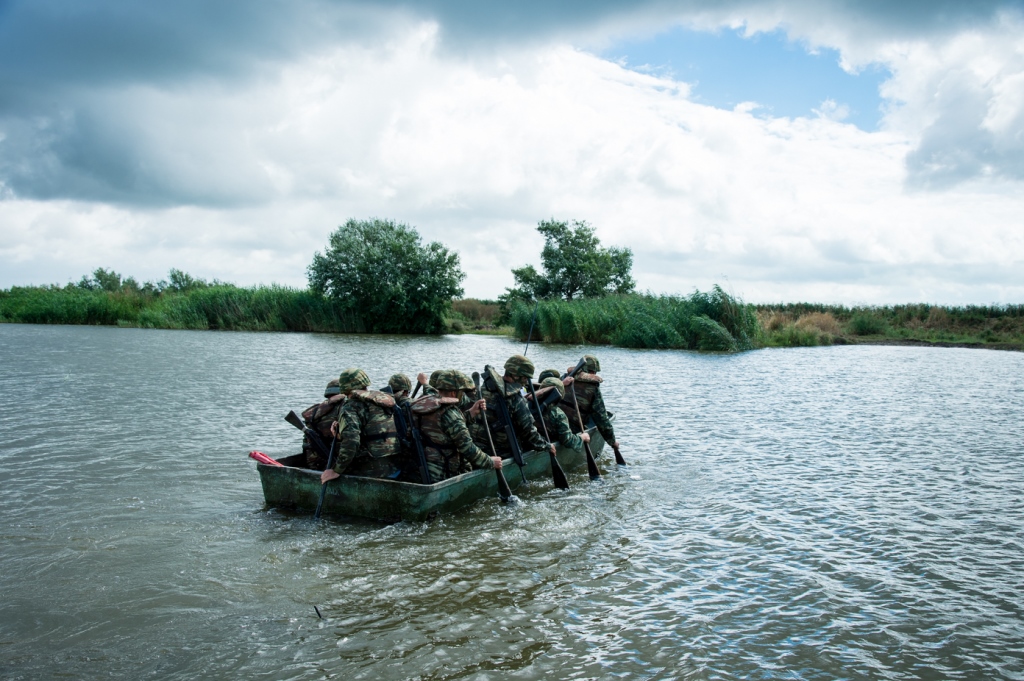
[583,354,600,373]
[388,373,412,394]
[540,376,565,398]
[324,378,341,398]
[433,369,475,391]
[537,368,560,382]
[504,354,535,379]
[428,369,443,388]
[338,368,370,393]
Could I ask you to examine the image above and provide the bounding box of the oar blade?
[584,443,601,480]
[550,451,569,490]
[495,467,512,501]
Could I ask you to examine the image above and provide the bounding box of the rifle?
[525,379,569,489]
[406,404,431,485]
[560,356,587,381]
[526,384,563,422]
[381,386,431,485]
[482,365,529,485]
[473,371,512,501]
[285,410,331,462]
[284,410,339,519]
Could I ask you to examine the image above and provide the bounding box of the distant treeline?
[0,269,360,332]
[3,269,1022,351]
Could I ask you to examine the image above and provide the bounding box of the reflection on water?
[1,324,1022,679]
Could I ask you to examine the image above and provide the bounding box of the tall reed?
[509,286,759,351]
[0,285,361,333]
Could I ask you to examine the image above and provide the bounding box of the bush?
[308,218,464,334]
[451,299,499,325]
[848,314,887,336]
[509,287,757,352]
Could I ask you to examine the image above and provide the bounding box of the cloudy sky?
[1,0,1022,304]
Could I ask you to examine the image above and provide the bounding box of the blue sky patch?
[599,27,890,131]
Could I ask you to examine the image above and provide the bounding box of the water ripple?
[1,326,1023,679]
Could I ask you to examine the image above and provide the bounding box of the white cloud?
[3,24,1022,305]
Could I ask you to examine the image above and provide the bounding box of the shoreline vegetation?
[2,274,1021,351]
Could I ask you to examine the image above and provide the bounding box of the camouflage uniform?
[410,371,494,481]
[332,369,401,478]
[470,355,548,457]
[302,379,346,470]
[534,377,583,451]
[560,354,616,444]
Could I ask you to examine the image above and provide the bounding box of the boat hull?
[256,425,607,521]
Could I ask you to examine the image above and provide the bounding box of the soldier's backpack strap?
[350,389,396,409]
[301,401,324,423]
[409,395,460,414]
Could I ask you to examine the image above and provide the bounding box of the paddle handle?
[571,384,602,479]
[314,433,340,520]
[527,380,568,490]
[475,371,510,501]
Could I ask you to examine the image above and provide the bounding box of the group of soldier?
[298,353,620,486]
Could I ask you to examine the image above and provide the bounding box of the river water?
[1,324,1022,680]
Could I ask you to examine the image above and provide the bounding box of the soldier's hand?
[549,444,557,456]
[417,372,429,385]
[612,441,620,452]
[580,432,591,443]
[562,376,574,387]
[321,469,340,484]
[468,398,486,418]
[329,421,339,437]
[491,456,503,469]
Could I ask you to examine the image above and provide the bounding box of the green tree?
[166,268,210,293]
[307,218,465,334]
[507,220,634,301]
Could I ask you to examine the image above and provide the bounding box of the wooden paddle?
[525,379,569,490]
[473,371,512,501]
[569,383,605,477]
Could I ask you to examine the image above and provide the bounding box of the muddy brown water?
[1,324,1022,679]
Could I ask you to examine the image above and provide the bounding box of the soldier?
[561,354,620,459]
[472,354,555,459]
[409,369,502,481]
[387,373,413,407]
[537,368,561,382]
[532,376,591,452]
[320,368,401,483]
[301,379,346,470]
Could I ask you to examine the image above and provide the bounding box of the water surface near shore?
[1,324,1022,680]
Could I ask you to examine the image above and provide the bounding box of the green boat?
[254,424,609,522]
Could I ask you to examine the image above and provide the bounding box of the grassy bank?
[756,303,1024,350]
[501,293,1023,352]
[5,280,1021,352]
[0,284,360,332]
